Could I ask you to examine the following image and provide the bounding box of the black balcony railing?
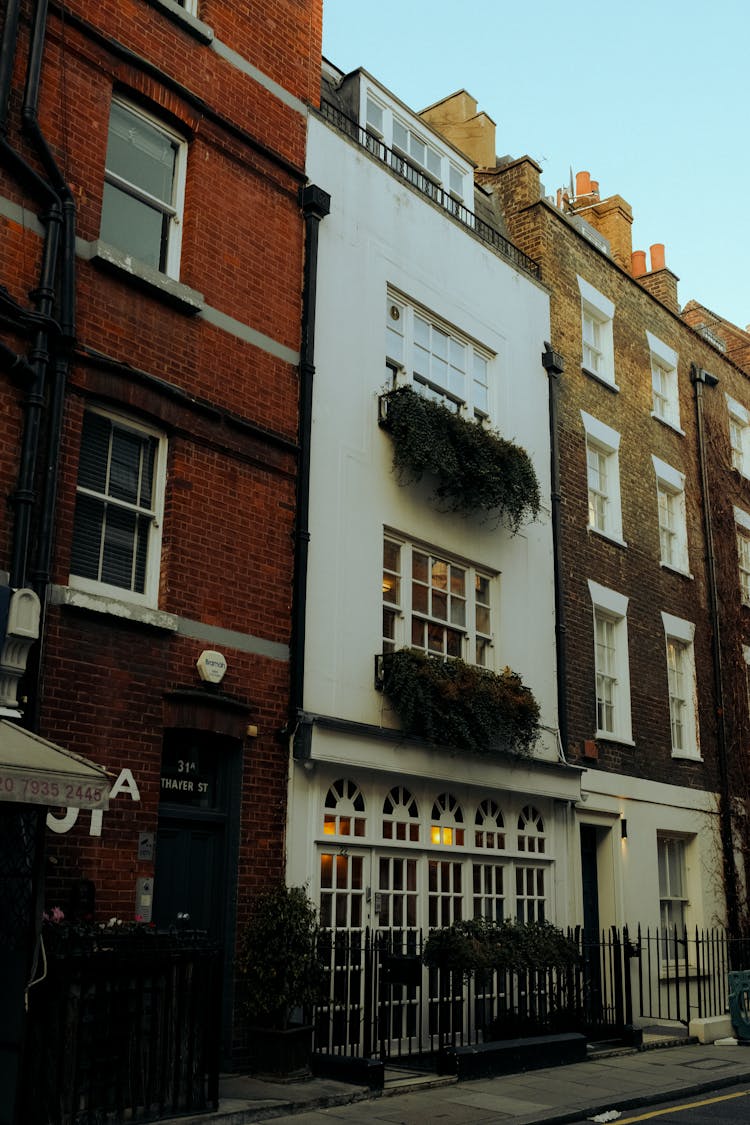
[318,100,541,281]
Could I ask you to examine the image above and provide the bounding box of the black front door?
[154,818,225,936]
[153,731,233,941]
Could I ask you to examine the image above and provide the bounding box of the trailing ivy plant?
[380,385,541,531]
[380,648,539,760]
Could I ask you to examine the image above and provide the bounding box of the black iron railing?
[315,924,749,1062]
[318,100,541,281]
[20,928,221,1124]
[314,926,633,1063]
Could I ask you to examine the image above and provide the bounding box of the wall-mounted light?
[620,818,628,841]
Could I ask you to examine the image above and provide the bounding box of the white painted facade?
[286,69,588,947]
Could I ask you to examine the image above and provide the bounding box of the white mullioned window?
[578,276,615,388]
[658,835,690,943]
[382,535,494,667]
[647,333,680,430]
[100,98,187,278]
[588,581,632,743]
[363,85,474,214]
[652,456,689,574]
[386,293,492,419]
[316,778,553,937]
[661,613,699,758]
[581,412,625,543]
[70,407,166,606]
[736,508,750,605]
[726,395,750,477]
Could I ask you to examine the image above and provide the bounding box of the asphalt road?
[568,1082,750,1124]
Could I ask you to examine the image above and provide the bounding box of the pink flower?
[51,906,64,923]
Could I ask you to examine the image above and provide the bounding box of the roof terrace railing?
[319,99,541,281]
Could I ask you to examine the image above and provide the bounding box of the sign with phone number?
[0,771,107,808]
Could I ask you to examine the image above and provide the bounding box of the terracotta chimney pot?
[631,250,647,278]
[650,243,666,272]
[590,180,599,196]
[576,170,592,197]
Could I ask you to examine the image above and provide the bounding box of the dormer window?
[360,81,473,214]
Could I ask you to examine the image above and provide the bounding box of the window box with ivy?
[377,648,540,760]
[379,385,540,530]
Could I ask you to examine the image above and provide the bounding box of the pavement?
[170,1031,750,1125]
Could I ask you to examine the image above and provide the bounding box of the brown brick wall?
[489,177,750,801]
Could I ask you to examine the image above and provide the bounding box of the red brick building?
[0,0,321,1064]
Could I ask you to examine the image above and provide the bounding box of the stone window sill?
[50,585,179,632]
[87,240,204,315]
[145,0,214,43]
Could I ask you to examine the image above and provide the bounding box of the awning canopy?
[0,720,112,809]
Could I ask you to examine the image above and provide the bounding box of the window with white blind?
[736,508,750,605]
[727,395,750,477]
[578,276,615,388]
[69,409,166,606]
[658,835,690,945]
[661,613,699,758]
[581,412,625,544]
[652,456,689,574]
[588,581,632,743]
[648,333,680,431]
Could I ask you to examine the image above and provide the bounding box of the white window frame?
[382,533,496,668]
[588,581,633,744]
[101,98,187,279]
[647,332,681,432]
[362,85,474,215]
[386,292,493,420]
[726,395,750,478]
[657,835,690,944]
[316,777,554,935]
[661,613,699,759]
[735,507,750,606]
[578,277,616,389]
[69,407,167,609]
[581,412,625,545]
[652,456,690,575]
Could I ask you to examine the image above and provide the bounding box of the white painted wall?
[303,112,557,753]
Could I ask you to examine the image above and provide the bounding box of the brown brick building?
[421,94,750,940]
[0,0,322,1071]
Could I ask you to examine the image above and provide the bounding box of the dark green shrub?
[381,648,540,760]
[237,884,325,1029]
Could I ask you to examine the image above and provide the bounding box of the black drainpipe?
[290,183,330,756]
[691,363,740,941]
[542,344,568,759]
[20,0,77,729]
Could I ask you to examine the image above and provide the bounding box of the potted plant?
[237,883,325,1076]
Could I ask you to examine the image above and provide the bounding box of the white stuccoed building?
[287,63,583,1021]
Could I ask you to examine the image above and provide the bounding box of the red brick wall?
[0,1,320,1028]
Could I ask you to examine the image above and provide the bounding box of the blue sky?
[322,0,748,332]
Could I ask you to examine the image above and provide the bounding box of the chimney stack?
[636,242,680,314]
[569,172,633,270]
